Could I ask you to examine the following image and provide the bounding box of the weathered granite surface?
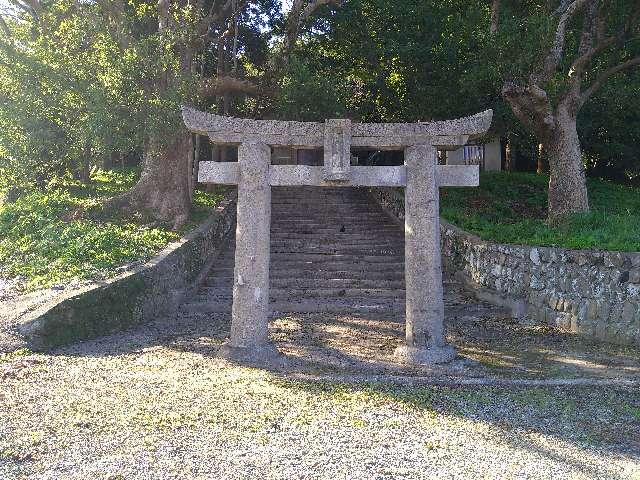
[8,192,237,350]
[198,163,479,188]
[220,142,279,363]
[370,187,640,347]
[181,106,492,148]
[397,144,456,364]
[183,109,492,366]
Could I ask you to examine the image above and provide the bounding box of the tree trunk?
[103,0,193,228]
[536,143,547,175]
[80,143,91,183]
[490,0,501,35]
[504,134,514,171]
[502,82,589,222]
[546,109,589,221]
[107,134,192,229]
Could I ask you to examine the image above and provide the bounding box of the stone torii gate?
[182,106,493,365]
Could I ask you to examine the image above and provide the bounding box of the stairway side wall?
[369,187,640,347]
[16,191,238,349]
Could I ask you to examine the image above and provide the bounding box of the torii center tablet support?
[182,107,493,365]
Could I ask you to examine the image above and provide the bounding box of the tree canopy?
[0,0,638,222]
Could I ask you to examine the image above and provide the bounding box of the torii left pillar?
[218,141,279,363]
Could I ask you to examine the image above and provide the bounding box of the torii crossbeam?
[182,106,493,365]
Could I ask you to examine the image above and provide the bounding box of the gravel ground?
[2,294,640,480]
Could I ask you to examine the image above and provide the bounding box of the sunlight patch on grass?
[0,169,225,290]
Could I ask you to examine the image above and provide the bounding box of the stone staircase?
[182,186,406,315]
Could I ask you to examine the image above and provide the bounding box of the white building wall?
[445,137,502,171]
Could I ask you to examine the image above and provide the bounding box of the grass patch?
[0,347,33,364]
[440,172,640,251]
[625,405,640,421]
[0,169,225,290]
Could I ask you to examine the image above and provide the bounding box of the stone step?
[272,213,392,219]
[181,299,406,315]
[273,210,384,214]
[269,240,401,247]
[216,253,404,263]
[268,247,403,254]
[216,251,406,260]
[270,226,398,233]
[267,253,403,260]
[219,246,404,255]
[212,261,405,272]
[205,277,405,289]
[270,223,399,235]
[207,267,405,281]
[270,233,404,241]
[272,197,371,202]
[185,185,416,319]
[270,248,403,256]
[271,204,375,210]
[271,219,396,225]
[200,286,405,299]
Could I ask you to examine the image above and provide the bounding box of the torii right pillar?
[395,143,456,365]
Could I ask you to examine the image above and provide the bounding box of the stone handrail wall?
[18,191,237,349]
[370,187,640,346]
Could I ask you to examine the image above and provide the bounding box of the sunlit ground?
[2,286,639,479]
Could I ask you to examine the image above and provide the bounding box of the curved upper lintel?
[181,106,493,148]
[351,109,493,139]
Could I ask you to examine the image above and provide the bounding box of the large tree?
[495,0,640,221]
[273,0,494,122]
[0,0,283,226]
[101,0,266,228]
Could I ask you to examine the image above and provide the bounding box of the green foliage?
[0,169,223,290]
[276,56,351,121]
[277,0,494,123]
[273,1,640,181]
[486,1,640,179]
[440,172,640,252]
[0,1,194,190]
[580,70,640,183]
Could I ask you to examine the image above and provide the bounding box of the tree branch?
[571,0,640,77]
[490,0,500,34]
[580,55,640,104]
[199,75,261,97]
[7,0,41,20]
[0,14,12,38]
[284,0,343,55]
[530,0,592,85]
[197,0,236,36]
[158,0,171,32]
[502,81,556,138]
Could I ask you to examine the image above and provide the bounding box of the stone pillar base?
[394,344,457,365]
[218,341,281,365]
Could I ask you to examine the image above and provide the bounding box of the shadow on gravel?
[18,294,640,475]
[52,289,640,382]
[271,377,640,465]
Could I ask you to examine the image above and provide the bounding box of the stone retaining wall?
[370,187,640,346]
[17,191,237,349]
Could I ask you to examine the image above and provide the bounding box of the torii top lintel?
[182,106,492,150]
[181,106,493,188]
